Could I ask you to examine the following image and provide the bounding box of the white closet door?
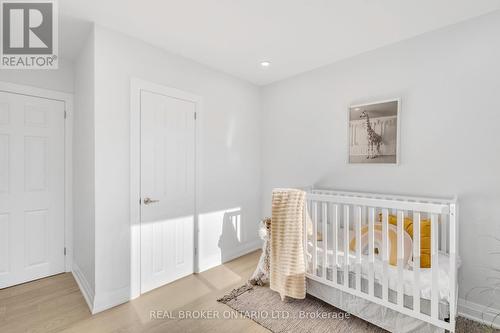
[140,90,195,294]
[0,91,65,289]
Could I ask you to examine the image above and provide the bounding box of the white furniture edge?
[0,81,74,273]
[130,78,203,300]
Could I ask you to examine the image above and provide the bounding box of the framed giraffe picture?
[348,98,400,164]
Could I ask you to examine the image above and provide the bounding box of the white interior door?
[0,91,65,289]
[140,90,195,294]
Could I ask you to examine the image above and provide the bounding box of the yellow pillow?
[378,213,431,268]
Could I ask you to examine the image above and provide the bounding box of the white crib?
[303,189,458,332]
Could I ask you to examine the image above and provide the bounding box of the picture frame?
[348,98,401,164]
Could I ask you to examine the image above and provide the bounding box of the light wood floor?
[0,251,268,333]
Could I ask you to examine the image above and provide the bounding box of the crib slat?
[356,206,362,292]
[450,204,457,330]
[332,204,339,284]
[441,213,448,253]
[322,202,328,280]
[397,210,404,308]
[382,209,389,301]
[312,201,318,277]
[304,200,309,274]
[439,214,443,252]
[368,207,375,296]
[344,205,350,288]
[413,212,421,313]
[431,213,439,320]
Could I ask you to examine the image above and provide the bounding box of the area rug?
[218,285,386,332]
[217,285,499,333]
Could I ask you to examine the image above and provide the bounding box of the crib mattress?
[307,240,460,303]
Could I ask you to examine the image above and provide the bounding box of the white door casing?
[0,91,65,288]
[139,90,196,294]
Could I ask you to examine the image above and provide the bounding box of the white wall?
[0,59,74,93]
[261,10,500,316]
[72,28,96,307]
[92,25,261,311]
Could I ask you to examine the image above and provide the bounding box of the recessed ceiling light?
[260,61,271,67]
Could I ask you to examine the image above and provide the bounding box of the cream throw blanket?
[270,188,307,300]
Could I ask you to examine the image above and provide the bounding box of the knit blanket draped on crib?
[270,188,307,300]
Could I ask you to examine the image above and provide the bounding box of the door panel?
[0,91,65,289]
[24,136,48,191]
[140,90,195,294]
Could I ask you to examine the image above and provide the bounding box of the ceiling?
[59,0,500,85]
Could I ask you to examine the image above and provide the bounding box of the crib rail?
[304,189,458,332]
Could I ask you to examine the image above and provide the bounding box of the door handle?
[143,197,159,205]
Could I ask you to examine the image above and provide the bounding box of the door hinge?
[64,247,67,255]
[194,247,197,255]
[64,110,67,119]
[194,112,197,120]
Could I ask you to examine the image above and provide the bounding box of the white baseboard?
[198,238,262,273]
[93,286,130,314]
[458,298,500,329]
[73,262,129,314]
[72,262,94,313]
[75,240,262,314]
